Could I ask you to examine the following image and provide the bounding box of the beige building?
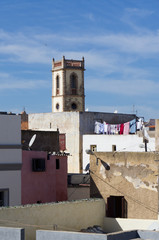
[90,151,159,220]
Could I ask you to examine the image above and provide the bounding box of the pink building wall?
[22,151,67,205]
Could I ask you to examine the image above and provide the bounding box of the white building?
[0,113,21,206]
[83,133,155,172]
[29,111,136,173]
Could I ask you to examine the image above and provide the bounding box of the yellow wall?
[0,199,105,240]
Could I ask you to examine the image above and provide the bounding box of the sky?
[0,0,159,120]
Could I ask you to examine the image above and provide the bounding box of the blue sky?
[0,0,159,120]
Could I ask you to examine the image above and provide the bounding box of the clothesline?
[94,118,143,135]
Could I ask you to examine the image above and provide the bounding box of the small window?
[32,158,45,172]
[70,73,77,95]
[56,75,60,95]
[56,103,60,110]
[71,103,77,110]
[56,159,60,169]
[112,145,116,152]
[0,189,9,207]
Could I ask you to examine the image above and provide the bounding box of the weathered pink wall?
[56,157,68,201]
[22,151,67,205]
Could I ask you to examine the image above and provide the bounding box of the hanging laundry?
[103,122,108,134]
[129,119,136,134]
[117,124,120,134]
[114,125,119,134]
[107,124,111,135]
[123,122,130,135]
[110,124,116,134]
[94,121,101,134]
[120,124,124,134]
[137,118,143,131]
[99,123,104,134]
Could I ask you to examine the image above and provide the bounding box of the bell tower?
[52,56,85,112]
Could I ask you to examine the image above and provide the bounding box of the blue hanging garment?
[129,119,136,134]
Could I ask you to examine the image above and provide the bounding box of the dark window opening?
[70,74,77,95]
[56,76,59,95]
[106,196,127,218]
[71,103,77,110]
[0,192,4,207]
[32,158,45,172]
[56,103,59,110]
[112,145,116,152]
[56,159,60,169]
[0,189,9,207]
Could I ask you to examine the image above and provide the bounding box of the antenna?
[29,134,36,149]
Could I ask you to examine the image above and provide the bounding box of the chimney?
[155,119,159,151]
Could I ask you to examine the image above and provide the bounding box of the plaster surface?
[90,152,158,219]
[83,134,155,171]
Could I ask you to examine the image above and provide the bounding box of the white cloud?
[0,71,50,90]
[0,28,159,100]
[0,80,49,90]
[125,8,154,18]
[85,78,159,96]
[1,28,159,66]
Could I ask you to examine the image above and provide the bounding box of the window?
[56,75,59,95]
[112,145,116,152]
[32,158,45,172]
[71,103,77,110]
[56,103,60,110]
[70,73,77,95]
[56,159,60,169]
[0,189,9,207]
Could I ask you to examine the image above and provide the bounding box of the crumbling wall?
[90,152,158,219]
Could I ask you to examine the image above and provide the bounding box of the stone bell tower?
[52,56,85,112]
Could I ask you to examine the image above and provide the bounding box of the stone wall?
[0,199,105,240]
[90,152,158,219]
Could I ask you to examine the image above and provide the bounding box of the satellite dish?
[85,149,93,155]
[85,163,90,172]
[29,134,36,148]
[139,143,145,148]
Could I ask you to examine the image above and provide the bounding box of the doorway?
[106,196,127,218]
[0,189,9,207]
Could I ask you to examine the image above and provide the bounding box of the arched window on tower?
[70,73,77,95]
[56,75,59,95]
